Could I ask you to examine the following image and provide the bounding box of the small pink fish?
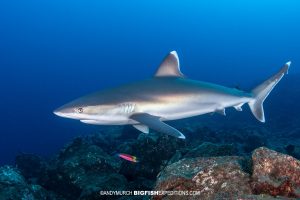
[118,153,139,163]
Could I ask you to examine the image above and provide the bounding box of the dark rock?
[0,165,61,200]
[41,138,123,199]
[239,194,296,199]
[0,165,26,186]
[167,150,182,165]
[182,126,221,147]
[293,146,300,159]
[78,173,127,200]
[251,147,300,198]
[243,134,267,153]
[217,128,245,144]
[120,125,144,140]
[118,196,150,200]
[85,133,112,152]
[119,134,185,180]
[41,167,81,199]
[285,144,300,159]
[153,156,252,200]
[15,153,48,184]
[119,160,157,180]
[180,125,269,156]
[208,127,269,155]
[56,136,121,173]
[58,135,115,161]
[285,144,295,154]
[74,127,133,155]
[183,142,237,158]
[57,144,120,174]
[127,177,154,191]
[238,156,253,175]
[285,128,300,138]
[137,132,160,143]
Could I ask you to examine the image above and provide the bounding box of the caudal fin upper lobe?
[248,61,291,122]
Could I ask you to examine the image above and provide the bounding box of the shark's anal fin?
[155,51,185,78]
[133,124,149,134]
[130,113,186,139]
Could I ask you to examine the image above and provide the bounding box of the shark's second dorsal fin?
[155,51,185,78]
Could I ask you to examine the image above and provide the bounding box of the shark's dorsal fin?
[155,51,185,78]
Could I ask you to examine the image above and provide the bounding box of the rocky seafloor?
[1,76,300,200]
[1,122,300,200]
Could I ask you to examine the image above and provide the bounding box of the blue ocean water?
[0,0,299,165]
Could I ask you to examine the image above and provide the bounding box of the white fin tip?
[285,61,291,74]
[170,50,177,55]
[178,133,186,139]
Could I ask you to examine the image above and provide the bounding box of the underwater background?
[1,0,300,199]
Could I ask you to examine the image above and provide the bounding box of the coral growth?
[251,147,300,198]
[154,156,252,200]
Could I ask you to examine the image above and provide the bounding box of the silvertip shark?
[54,51,291,139]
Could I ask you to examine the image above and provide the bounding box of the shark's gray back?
[73,77,250,107]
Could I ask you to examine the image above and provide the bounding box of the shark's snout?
[53,106,67,117]
[53,109,65,117]
[53,105,74,118]
[53,102,88,120]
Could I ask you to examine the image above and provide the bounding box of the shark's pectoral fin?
[155,51,185,78]
[133,124,149,134]
[130,113,186,139]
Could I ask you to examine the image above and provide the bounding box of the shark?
[54,51,291,139]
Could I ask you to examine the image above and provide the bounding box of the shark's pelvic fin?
[216,108,226,116]
[133,124,149,134]
[248,61,291,122]
[155,51,185,78]
[130,113,186,139]
[234,103,244,111]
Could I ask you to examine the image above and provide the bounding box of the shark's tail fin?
[248,61,291,122]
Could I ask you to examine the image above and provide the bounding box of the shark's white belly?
[80,91,252,126]
[141,102,215,121]
[84,101,210,125]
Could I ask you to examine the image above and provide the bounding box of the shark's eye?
[76,107,83,113]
